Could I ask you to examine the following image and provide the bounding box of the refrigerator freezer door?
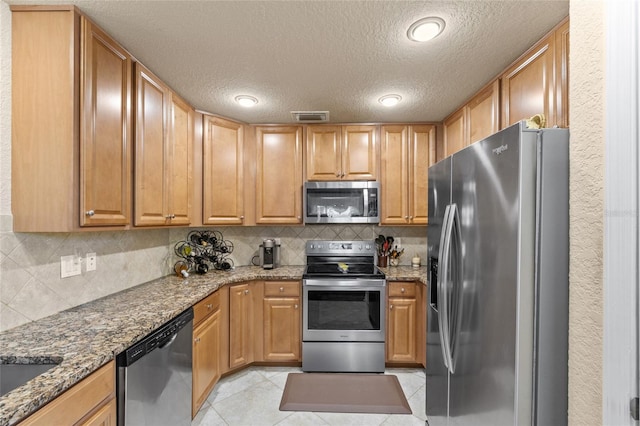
[447,123,533,426]
[426,157,452,425]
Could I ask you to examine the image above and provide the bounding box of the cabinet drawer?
[388,282,416,298]
[194,291,221,325]
[264,281,300,297]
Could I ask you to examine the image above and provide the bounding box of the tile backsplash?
[1,215,426,332]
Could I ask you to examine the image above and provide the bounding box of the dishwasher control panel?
[117,308,194,366]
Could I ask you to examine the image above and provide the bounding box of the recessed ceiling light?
[235,95,258,107]
[378,94,402,107]
[407,17,445,42]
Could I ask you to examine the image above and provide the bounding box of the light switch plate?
[86,253,97,271]
[61,255,81,278]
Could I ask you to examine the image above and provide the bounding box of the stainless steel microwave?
[303,181,380,224]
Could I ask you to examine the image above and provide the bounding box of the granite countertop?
[0,265,427,425]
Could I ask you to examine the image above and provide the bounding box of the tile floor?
[192,366,427,426]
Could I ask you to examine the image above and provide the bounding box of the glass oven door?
[302,279,386,342]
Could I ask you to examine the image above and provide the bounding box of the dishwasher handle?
[158,333,178,349]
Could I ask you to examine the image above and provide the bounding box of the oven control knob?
[309,244,314,249]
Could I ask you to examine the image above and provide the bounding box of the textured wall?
[568,1,605,424]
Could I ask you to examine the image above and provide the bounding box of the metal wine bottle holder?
[173,230,234,277]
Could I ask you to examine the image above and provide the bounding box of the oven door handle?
[303,280,386,289]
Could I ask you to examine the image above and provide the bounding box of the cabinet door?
[443,107,466,158]
[387,297,417,363]
[501,33,556,128]
[192,309,220,417]
[555,19,570,128]
[202,116,244,224]
[263,297,301,361]
[80,17,132,226]
[229,283,255,368]
[255,126,303,224]
[342,125,378,180]
[134,63,169,226]
[167,94,193,226]
[408,125,435,224]
[380,125,409,225]
[467,80,500,145]
[305,125,342,180]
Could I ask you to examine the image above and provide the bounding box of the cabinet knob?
[390,304,393,310]
[194,337,200,343]
[166,214,175,219]
[240,215,245,220]
[409,216,413,220]
[294,304,299,309]
[405,216,409,219]
[86,210,95,217]
[335,172,340,177]
[401,288,406,293]
[206,303,213,310]
[279,287,284,292]
[244,289,249,295]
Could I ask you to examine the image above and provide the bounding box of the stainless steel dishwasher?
[116,308,193,426]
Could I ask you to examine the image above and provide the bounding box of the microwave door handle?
[363,188,369,217]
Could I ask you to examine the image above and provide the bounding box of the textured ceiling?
[7,0,569,124]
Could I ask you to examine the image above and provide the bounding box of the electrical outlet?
[86,253,97,271]
[61,255,81,278]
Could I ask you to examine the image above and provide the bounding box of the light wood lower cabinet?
[262,281,301,362]
[386,282,424,365]
[229,282,258,369]
[19,361,115,426]
[192,291,223,418]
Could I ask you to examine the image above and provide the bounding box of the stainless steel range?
[302,240,386,373]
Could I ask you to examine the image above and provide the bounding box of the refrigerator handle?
[438,204,456,373]
[448,204,463,374]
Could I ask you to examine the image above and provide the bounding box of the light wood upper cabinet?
[467,80,500,144]
[555,19,570,129]
[202,116,244,225]
[133,63,193,226]
[168,95,194,225]
[501,17,569,129]
[255,126,303,224]
[380,125,436,225]
[306,125,378,181]
[81,17,133,227]
[443,80,499,159]
[443,107,466,158]
[11,8,133,231]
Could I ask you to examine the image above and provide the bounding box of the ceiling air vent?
[291,111,330,123]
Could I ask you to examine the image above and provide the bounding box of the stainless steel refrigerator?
[426,122,569,426]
